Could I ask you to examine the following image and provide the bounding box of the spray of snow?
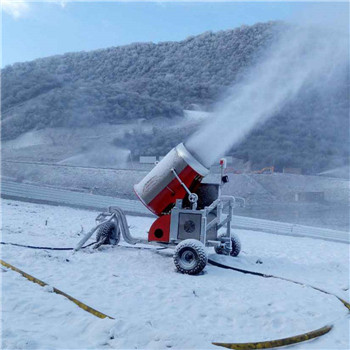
[59,146,131,168]
[186,14,348,168]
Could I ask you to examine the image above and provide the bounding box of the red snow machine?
[76,143,241,275]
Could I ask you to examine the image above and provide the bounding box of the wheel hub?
[180,249,197,269]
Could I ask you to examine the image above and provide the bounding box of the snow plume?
[185,16,348,168]
[59,146,131,168]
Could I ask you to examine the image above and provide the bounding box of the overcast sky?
[1,1,346,67]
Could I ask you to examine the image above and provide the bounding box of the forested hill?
[1,21,349,174]
[2,22,277,140]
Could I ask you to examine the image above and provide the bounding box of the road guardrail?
[1,180,349,244]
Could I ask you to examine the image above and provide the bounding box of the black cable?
[0,241,96,250]
[208,258,273,278]
[0,241,167,251]
[207,257,350,310]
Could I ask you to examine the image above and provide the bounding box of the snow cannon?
[132,143,241,274]
[91,144,241,275]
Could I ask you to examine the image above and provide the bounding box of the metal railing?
[1,180,349,244]
[231,215,349,243]
[1,180,149,215]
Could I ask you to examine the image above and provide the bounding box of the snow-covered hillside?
[1,200,349,349]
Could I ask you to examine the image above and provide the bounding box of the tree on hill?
[1,21,348,174]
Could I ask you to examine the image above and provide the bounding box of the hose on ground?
[0,241,96,250]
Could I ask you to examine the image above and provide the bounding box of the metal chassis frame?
[92,196,236,249]
[169,196,235,246]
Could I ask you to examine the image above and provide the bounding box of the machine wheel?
[96,221,120,245]
[173,239,208,275]
[230,233,241,257]
[215,234,241,257]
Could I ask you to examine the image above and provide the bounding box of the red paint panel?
[148,215,171,242]
[147,165,202,216]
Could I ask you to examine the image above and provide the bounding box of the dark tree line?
[1,22,277,139]
[1,21,348,173]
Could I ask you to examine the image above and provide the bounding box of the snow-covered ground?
[1,199,349,349]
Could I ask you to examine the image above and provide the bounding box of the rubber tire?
[96,222,120,245]
[215,234,241,257]
[230,234,241,257]
[173,239,208,275]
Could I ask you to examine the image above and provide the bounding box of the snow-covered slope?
[1,200,349,349]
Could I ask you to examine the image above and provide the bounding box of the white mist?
[185,16,348,168]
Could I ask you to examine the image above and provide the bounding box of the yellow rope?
[212,325,333,350]
[2,257,349,349]
[337,297,350,311]
[1,259,114,320]
[211,268,350,349]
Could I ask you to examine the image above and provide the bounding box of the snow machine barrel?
[134,143,209,216]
